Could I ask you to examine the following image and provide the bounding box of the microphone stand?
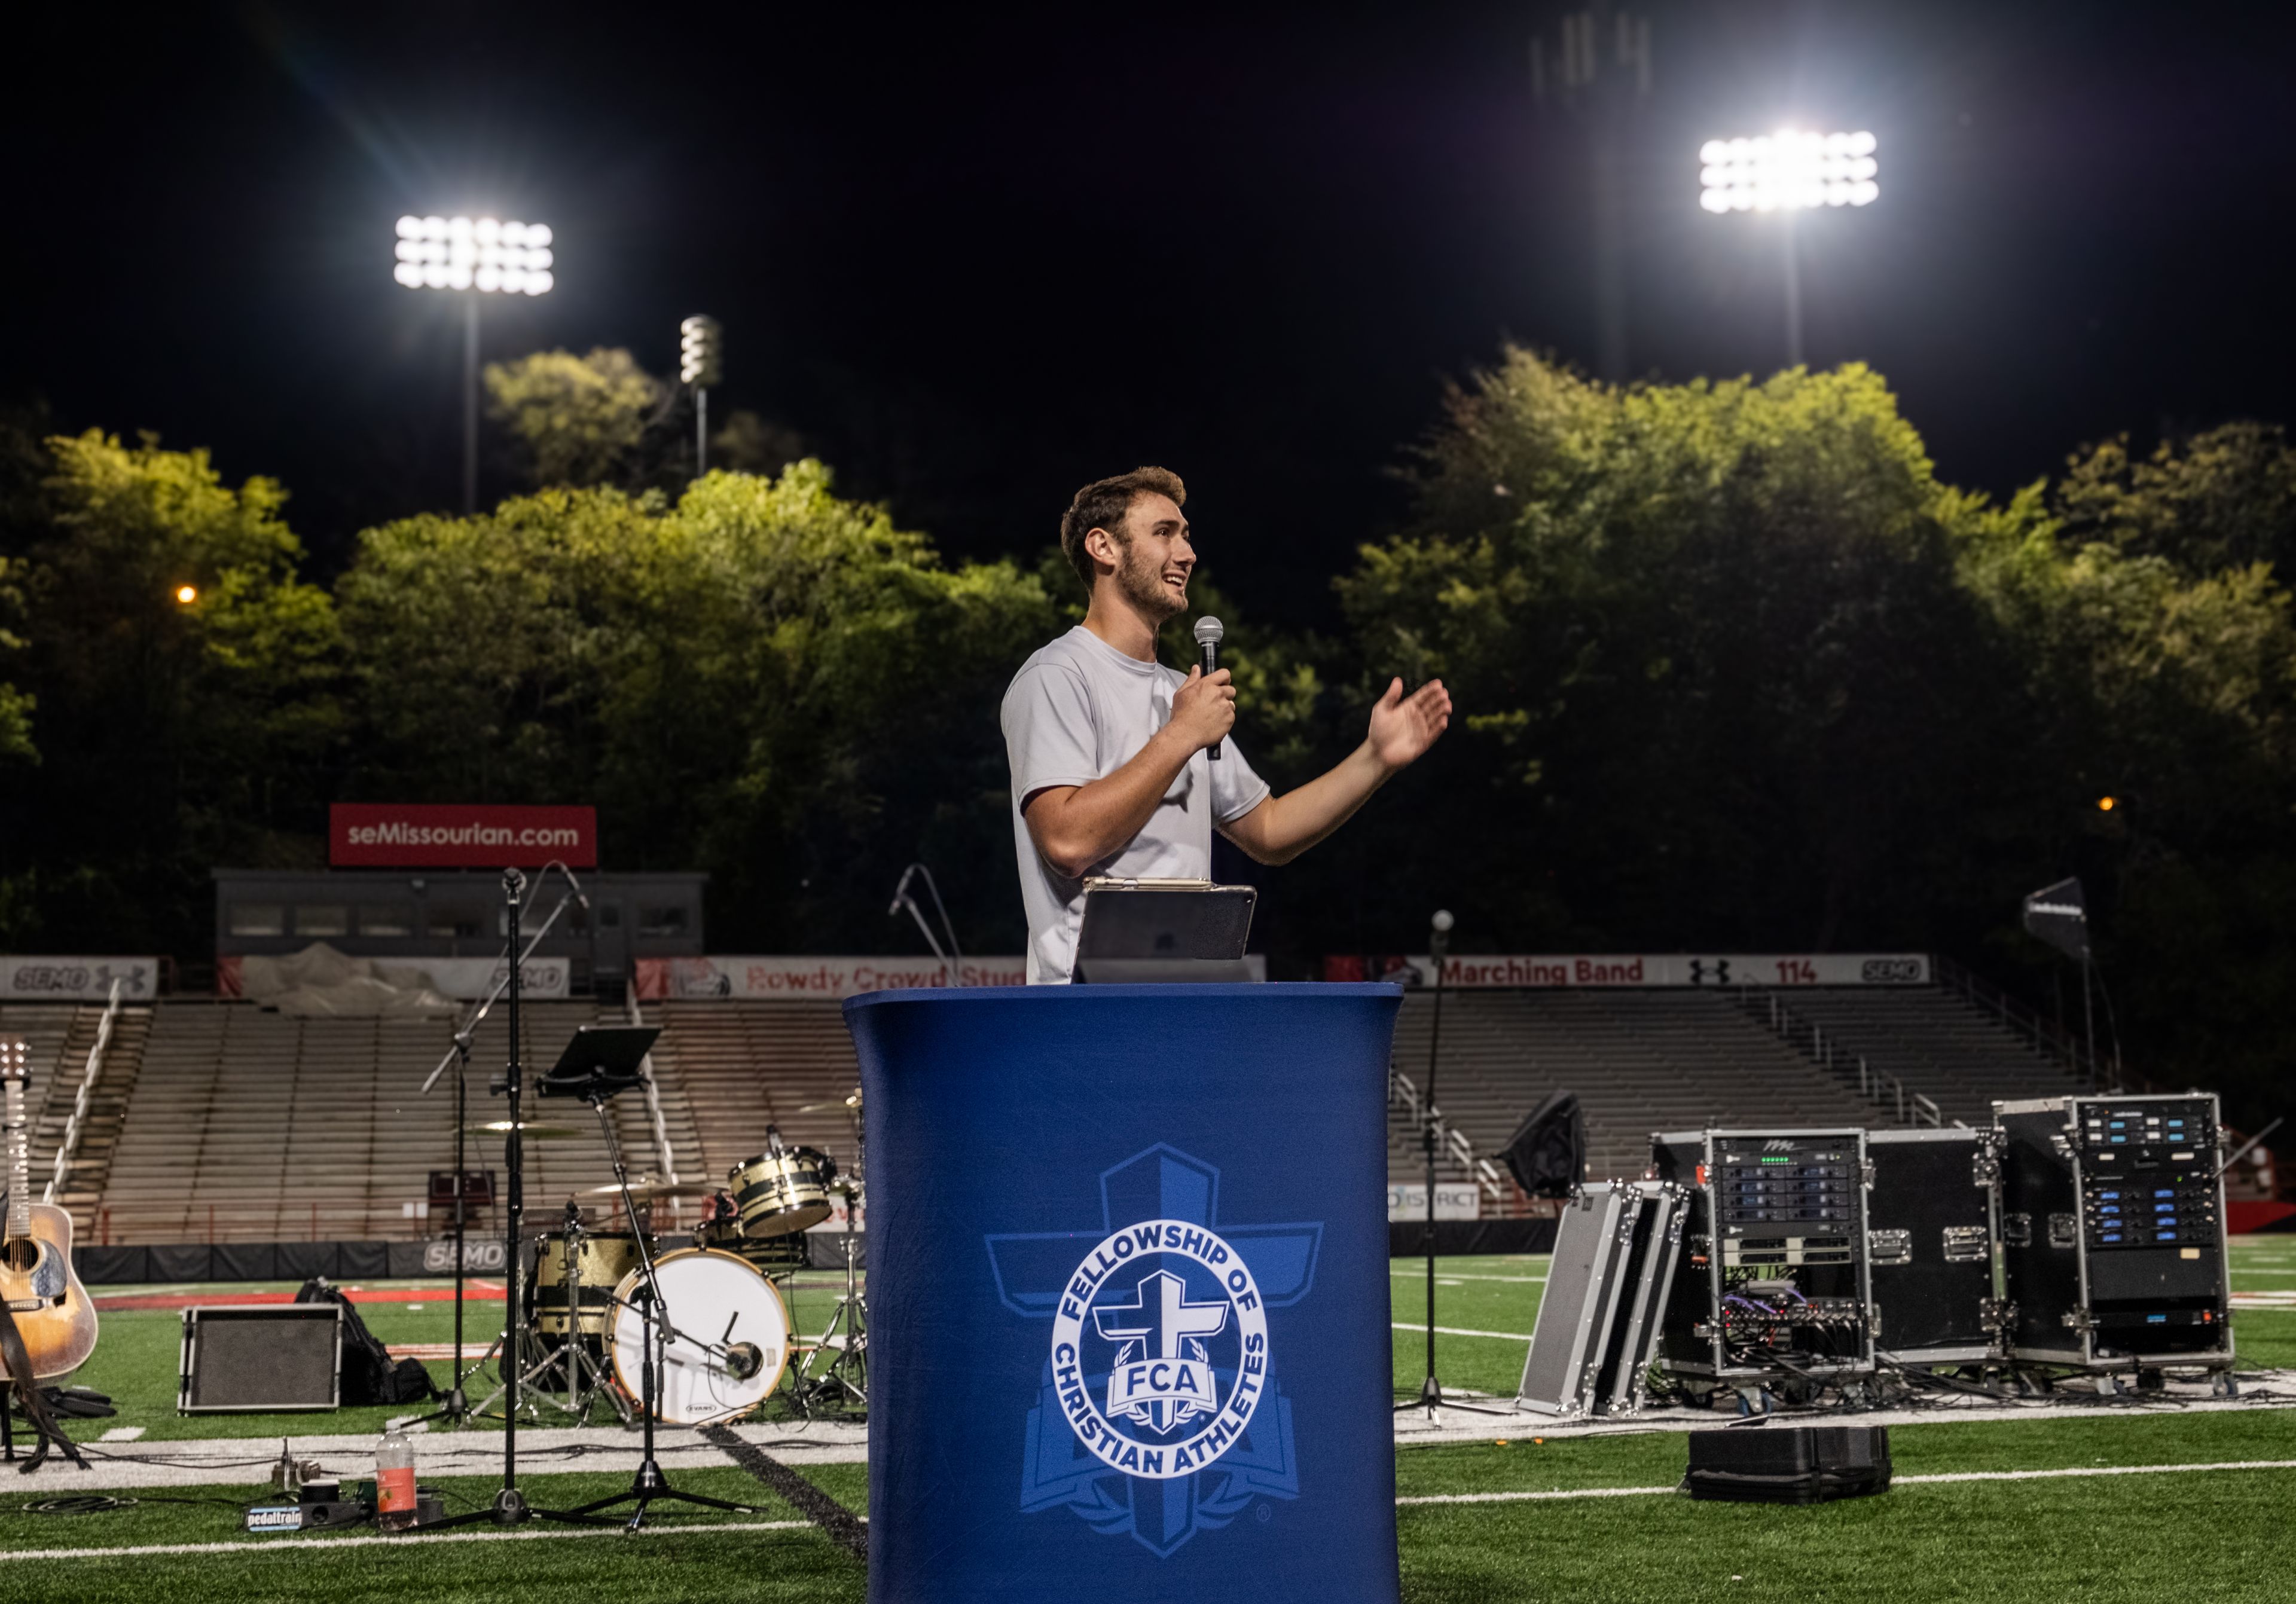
[422,868,587,1530]
[1397,912,1506,1420]
[412,878,581,1429]
[889,861,965,983]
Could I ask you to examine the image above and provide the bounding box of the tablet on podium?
[1073,876,1258,984]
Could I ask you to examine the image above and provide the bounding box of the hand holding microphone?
[1192,615,1226,760]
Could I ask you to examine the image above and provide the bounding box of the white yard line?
[1388,1270,1547,1284]
[0,1519,818,1563]
[1393,1322,1535,1342]
[1397,1457,2296,1506]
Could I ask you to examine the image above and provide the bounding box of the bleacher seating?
[1764,987,2086,1128]
[1388,989,1883,1187]
[35,976,2087,1247]
[642,1000,863,1188]
[94,1002,705,1244]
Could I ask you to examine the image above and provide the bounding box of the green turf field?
[0,1239,2286,1602]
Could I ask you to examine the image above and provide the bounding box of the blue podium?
[844,982,1403,1603]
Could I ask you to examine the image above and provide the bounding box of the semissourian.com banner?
[329,803,598,868]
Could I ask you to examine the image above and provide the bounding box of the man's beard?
[1116,545,1187,622]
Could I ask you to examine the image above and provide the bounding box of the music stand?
[538,1025,770,1530]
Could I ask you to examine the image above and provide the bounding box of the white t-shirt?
[1001,626,1271,983]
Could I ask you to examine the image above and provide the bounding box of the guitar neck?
[4,1046,29,1242]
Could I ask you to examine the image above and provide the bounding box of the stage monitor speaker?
[1500,1090,1585,1199]
[180,1303,343,1413]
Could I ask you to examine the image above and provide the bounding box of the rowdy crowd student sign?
[329,804,597,868]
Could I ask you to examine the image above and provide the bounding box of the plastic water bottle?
[375,1428,418,1532]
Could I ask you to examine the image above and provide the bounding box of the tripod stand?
[468,1200,629,1428]
[552,1061,767,1530]
[789,1089,866,1416]
[1396,911,1508,1422]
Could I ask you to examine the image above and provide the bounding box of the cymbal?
[581,1178,715,1202]
[795,1089,862,1114]
[464,1120,583,1139]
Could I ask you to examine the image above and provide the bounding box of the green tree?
[1328,348,2296,1123]
[6,431,340,951]
[2053,423,2296,578]
[484,348,669,489]
[336,461,1062,952]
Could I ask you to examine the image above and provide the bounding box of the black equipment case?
[1866,1127,2005,1365]
[1995,1093,2233,1374]
[1684,1426,1892,1504]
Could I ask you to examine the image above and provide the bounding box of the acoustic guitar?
[0,1039,98,1380]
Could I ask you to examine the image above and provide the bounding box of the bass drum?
[609,1248,789,1425]
[728,1148,838,1238]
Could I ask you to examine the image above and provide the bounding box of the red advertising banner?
[329,803,598,868]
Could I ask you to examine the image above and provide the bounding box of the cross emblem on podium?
[986,1144,1323,1559]
[1093,1270,1230,1431]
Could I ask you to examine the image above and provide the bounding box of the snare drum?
[728,1147,838,1238]
[700,1217,810,1276]
[532,1229,647,1337]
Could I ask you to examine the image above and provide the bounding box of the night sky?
[8,1,2295,625]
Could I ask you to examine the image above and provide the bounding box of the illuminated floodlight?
[390,215,554,294]
[1699,130,1878,213]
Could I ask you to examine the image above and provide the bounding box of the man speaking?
[1002,466,1454,983]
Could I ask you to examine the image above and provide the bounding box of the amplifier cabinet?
[180,1303,343,1413]
[1996,1093,2232,1373]
[1651,1129,1875,1386]
[1867,1127,2003,1364]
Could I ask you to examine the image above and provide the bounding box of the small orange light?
[173,584,199,606]
[2097,796,2115,812]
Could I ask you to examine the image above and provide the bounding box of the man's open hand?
[1366,677,1452,772]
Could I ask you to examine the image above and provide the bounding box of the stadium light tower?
[1698,130,1877,368]
[679,316,723,478]
[392,215,555,514]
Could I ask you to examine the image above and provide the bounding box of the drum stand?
[471,1205,629,1428]
[792,1181,868,1414]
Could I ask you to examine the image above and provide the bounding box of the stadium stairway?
[640,1000,865,1191]
[5,1001,152,1240]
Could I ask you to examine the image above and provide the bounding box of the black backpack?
[295,1278,438,1407]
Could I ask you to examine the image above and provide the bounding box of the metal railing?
[1387,1062,1519,1210]
[1931,954,2120,1089]
[625,991,679,1184]
[1737,989,1944,1128]
[42,979,126,1205]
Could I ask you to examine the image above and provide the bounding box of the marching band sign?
[1324,952,1931,988]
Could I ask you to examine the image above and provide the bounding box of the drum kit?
[456,1095,868,1428]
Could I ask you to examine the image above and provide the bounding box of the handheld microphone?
[1193,615,1225,760]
